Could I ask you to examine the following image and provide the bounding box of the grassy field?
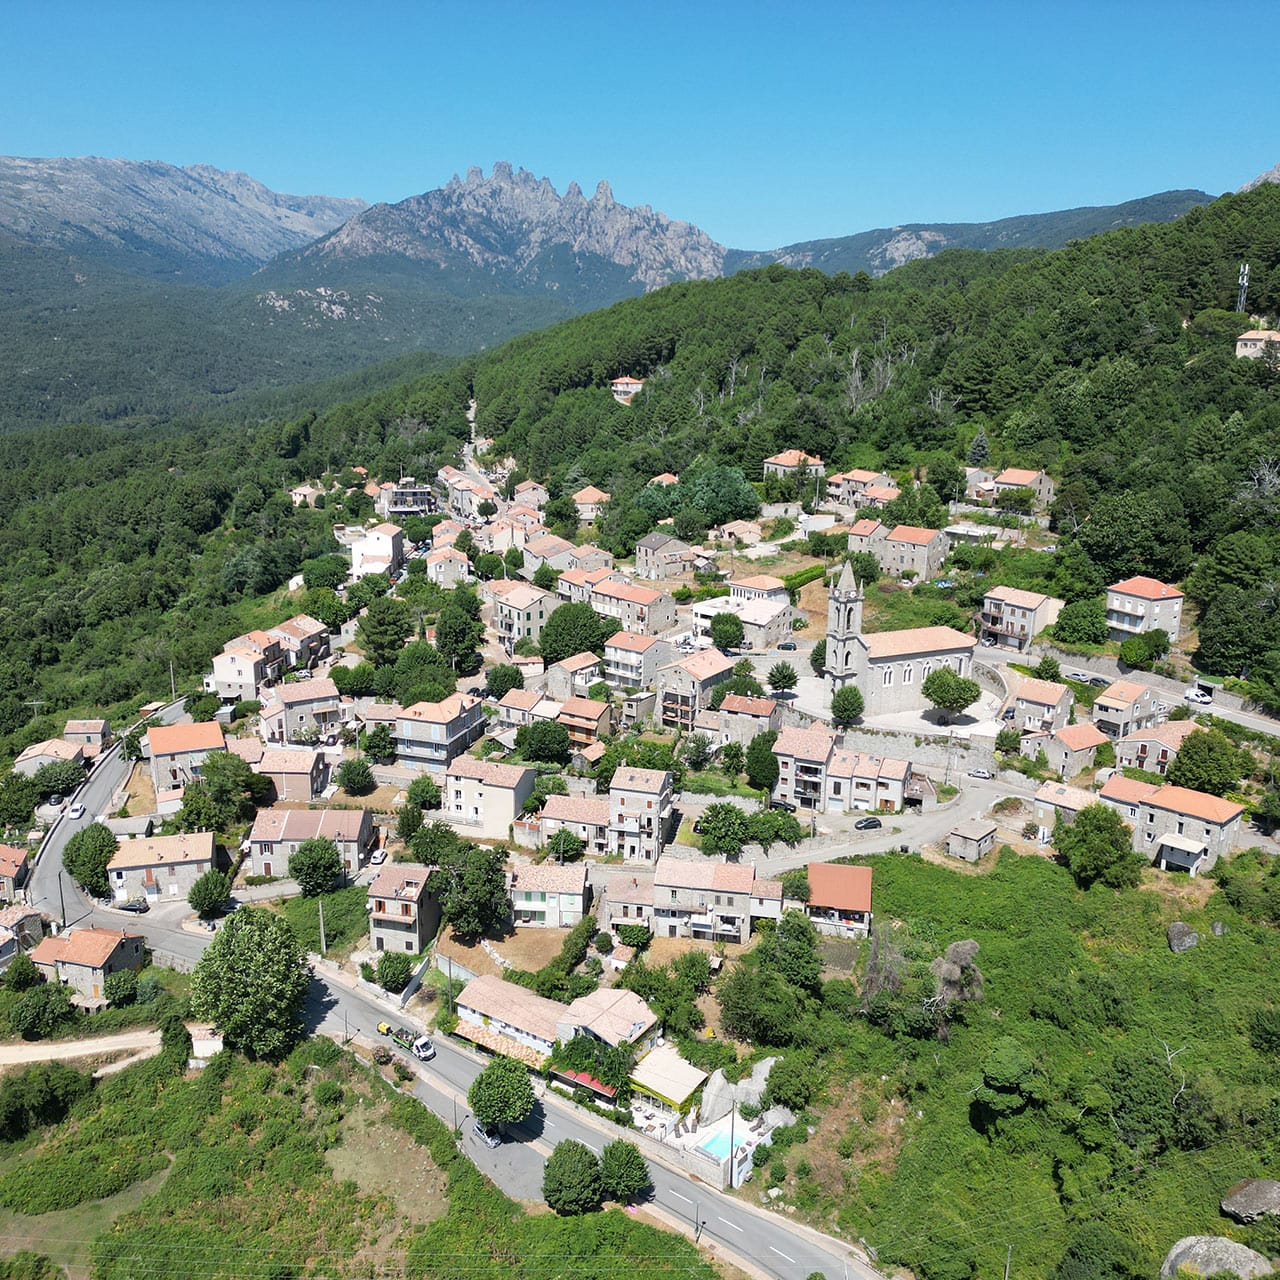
[750,849,1280,1280]
[0,1034,722,1280]
[276,884,370,956]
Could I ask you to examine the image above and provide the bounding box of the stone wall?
[833,726,998,775]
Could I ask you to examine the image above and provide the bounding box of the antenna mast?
[1238,263,1250,313]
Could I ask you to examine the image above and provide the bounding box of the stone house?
[13,738,84,777]
[1105,576,1184,643]
[634,531,694,580]
[444,757,536,841]
[203,630,287,703]
[32,928,144,1001]
[259,677,343,744]
[992,467,1055,507]
[539,793,611,857]
[248,807,374,878]
[62,719,111,759]
[602,870,655,935]
[259,748,326,802]
[1092,680,1163,738]
[762,449,824,480]
[1020,721,1109,778]
[771,725,914,814]
[424,546,472,588]
[543,653,604,701]
[651,860,782,944]
[267,615,330,672]
[107,831,216,903]
[0,847,29,902]
[496,688,562,732]
[556,565,622,604]
[1009,677,1073,734]
[146,722,226,797]
[513,479,548,509]
[508,863,588,928]
[557,697,613,748]
[572,485,611,523]
[805,862,873,937]
[845,517,889,558]
[1115,720,1199,776]
[658,649,735,730]
[978,586,1064,651]
[876,526,949,581]
[603,632,673,690]
[590,580,677,635]
[368,863,439,954]
[717,693,780,747]
[1099,776,1245,875]
[393,694,485,773]
[607,766,674,863]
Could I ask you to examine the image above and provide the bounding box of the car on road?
[118,898,150,913]
[769,798,797,813]
[968,768,994,780]
[472,1120,501,1149]
[777,641,797,650]
[411,1035,436,1061]
[68,802,86,820]
[1185,688,1214,704]
[853,816,882,831]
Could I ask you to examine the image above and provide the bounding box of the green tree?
[362,722,395,764]
[698,803,750,858]
[468,1055,535,1129]
[430,842,509,942]
[2,953,39,993]
[995,725,1022,754]
[745,731,779,792]
[435,601,484,670]
[301,554,350,591]
[357,596,413,667]
[542,1139,603,1215]
[533,562,557,591]
[972,1036,1041,1132]
[1056,805,1144,889]
[767,661,798,693]
[710,612,745,651]
[484,664,525,699]
[546,828,586,863]
[189,908,311,1059]
[396,803,423,842]
[921,669,980,722]
[779,867,810,902]
[291,838,342,897]
[31,759,85,800]
[759,909,822,994]
[600,1139,650,1204]
[188,868,231,919]
[200,751,270,825]
[809,639,826,676]
[967,429,989,466]
[684,732,714,771]
[765,1052,819,1111]
[504,546,524,575]
[1033,656,1061,682]
[717,964,803,1045]
[62,822,116,898]
[748,807,804,856]
[475,552,502,581]
[104,969,138,1007]
[336,758,375,796]
[524,721,571,765]
[407,774,442,810]
[539,603,617,665]
[831,685,865,726]
[1054,598,1109,645]
[375,951,414,993]
[1165,729,1250,797]
[10,985,74,1040]
[721,741,745,777]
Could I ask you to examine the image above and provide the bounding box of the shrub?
[2,953,39,993]
[104,970,138,1007]
[376,951,414,993]
[335,758,375,796]
[593,931,613,954]
[616,924,652,950]
[313,1080,343,1108]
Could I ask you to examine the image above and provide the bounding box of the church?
[826,561,977,717]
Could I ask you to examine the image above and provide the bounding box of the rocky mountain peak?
[310,162,726,291]
[1240,161,1280,192]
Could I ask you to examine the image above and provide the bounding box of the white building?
[1105,577,1184,643]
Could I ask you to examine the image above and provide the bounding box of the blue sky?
[2,0,1271,248]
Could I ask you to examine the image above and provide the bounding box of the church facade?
[825,562,977,716]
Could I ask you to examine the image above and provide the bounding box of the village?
[5,400,1273,1200]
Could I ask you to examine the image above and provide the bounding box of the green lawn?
[681,770,762,799]
[278,884,369,956]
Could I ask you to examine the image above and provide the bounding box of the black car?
[118,898,150,914]
[1088,675,1109,687]
[777,641,797,651]
[853,816,882,831]
[769,799,797,813]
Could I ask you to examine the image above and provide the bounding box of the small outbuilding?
[947,817,998,863]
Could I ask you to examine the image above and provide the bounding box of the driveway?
[0,1028,161,1065]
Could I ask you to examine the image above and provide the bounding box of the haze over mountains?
[0,155,1269,427]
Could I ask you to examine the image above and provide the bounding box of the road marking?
[717,1217,743,1232]
[669,1191,693,1205]
[770,1247,796,1264]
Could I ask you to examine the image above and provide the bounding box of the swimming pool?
[698,1130,733,1159]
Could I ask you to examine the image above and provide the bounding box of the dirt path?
[0,1028,161,1065]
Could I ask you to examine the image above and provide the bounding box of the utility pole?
[1004,1244,1012,1280]
[57,870,67,930]
[318,898,327,955]
[1238,262,1251,314]
[169,660,176,701]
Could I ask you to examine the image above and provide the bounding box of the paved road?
[27,700,184,925]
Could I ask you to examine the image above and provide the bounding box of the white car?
[1184,688,1213,705]
[68,802,86,820]
[968,768,994,780]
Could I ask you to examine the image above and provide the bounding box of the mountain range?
[0,155,1267,427]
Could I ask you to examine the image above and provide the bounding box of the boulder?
[1212,921,1228,937]
[1223,1179,1280,1223]
[1168,922,1199,953]
[1160,1236,1273,1280]
[699,1057,776,1125]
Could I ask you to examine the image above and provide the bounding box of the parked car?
[1068,671,1092,682]
[370,848,388,865]
[1088,675,1110,687]
[118,898,150,914]
[777,641,797,650]
[68,802,86,820]
[853,816,882,831]
[968,768,994,780]
[1185,688,1214,704]
[1001,707,1015,720]
[472,1120,501,1149]
[47,794,64,807]
[769,799,797,813]
[982,636,997,647]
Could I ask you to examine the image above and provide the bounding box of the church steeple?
[825,561,864,685]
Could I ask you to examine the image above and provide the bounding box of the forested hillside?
[0,184,1277,758]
